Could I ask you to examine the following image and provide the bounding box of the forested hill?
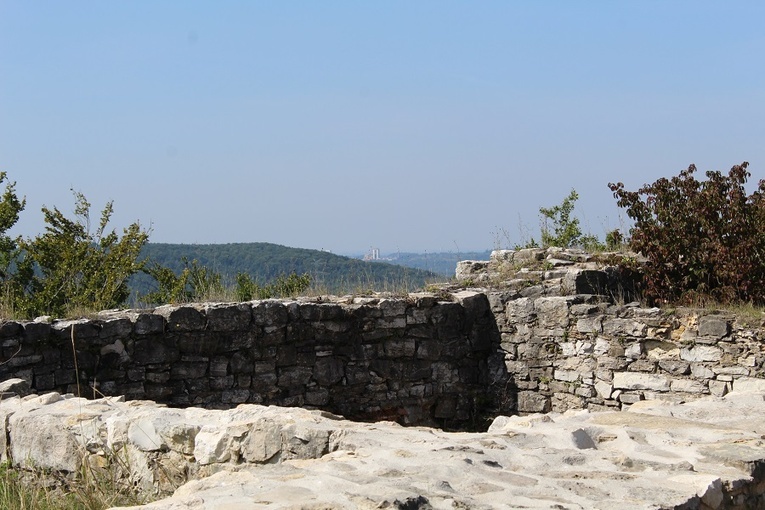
[132,242,443,296]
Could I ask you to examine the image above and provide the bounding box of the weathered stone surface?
[81,391,765,510]
[670,379,707,394]
[602,318,647,337]
[613,372,670,392]
[681,345,723,363]
[155,305,206,332]
[455,260,489,281]
[698,315,729,339]
[517,391,551,413]
[534,297,570,329]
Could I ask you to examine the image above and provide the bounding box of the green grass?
[0,460,150,510]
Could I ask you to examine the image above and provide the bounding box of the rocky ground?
[2,379,765,509]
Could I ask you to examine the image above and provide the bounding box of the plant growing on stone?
[609,162,765,305]
[524,189,605,250]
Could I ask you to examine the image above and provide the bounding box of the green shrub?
[143,257,223,304]
[235,271,311,300]
[11,190,149,318]
[609,162,765,305]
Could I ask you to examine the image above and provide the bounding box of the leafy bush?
[609,162,765,305]
[1,188,149,318]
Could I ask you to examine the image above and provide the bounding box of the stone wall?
[468,247,765,414]
[2,246,765,426]
[0,292,500,429]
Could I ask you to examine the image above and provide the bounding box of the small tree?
[535,189,603,250]
[14,190,150,317]
[0,173,25,279]
[609,162,765,305]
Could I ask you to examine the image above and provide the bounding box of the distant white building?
[363,247,380,261]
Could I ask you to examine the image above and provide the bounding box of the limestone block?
[99,317,133,339]
[517,391,551,413]
[383,339,416,358]
[204,303,252,331]
[594,339,610,356]
[624,342,642,360]
[733,377,765,393]
[534,297,570,329]
[551,392,585,412]
[618,392,643,404]
[242,420,282,463]
[670,475,724,509]
[713,365,749,377]
[379,299,408,318]
[9,409,83,472]
[595,380,613,399]
[680,345,722,363]
[128,415,165,452]
[576,316,603,333]
[133,313,165,335]
[554,369,580,383]
[313,357,345,386]
[613,372,670,392]
[281,424,330,459]
[627,360,656,372]
[574,385,596,398]
[194,427,232,465]
[504,361,529,379]
[690,364,715,379]
[455,260,489,281]
[560,342,577,356]
[602,318,647,337]
[0,378,32,397]
[252,301,288,326]
[670,379,707,394]
[658,360,690,375]
[155,305,206,332]
[571,428,597,449]
[490,249,515,264]
[645,340,680,360]
[505,297,535,322]
[708,380,730,397]
[698,316,729,339]
[561,269,610,295]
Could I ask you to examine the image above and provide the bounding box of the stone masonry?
[0,292,499,430]
[461,247,765,414]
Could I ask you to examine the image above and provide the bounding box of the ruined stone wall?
[489,293,765,413]
[3,246,765,425]
[0,292,499,429]
[467,248,765,414]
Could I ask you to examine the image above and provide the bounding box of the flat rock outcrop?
[1,384,765,509]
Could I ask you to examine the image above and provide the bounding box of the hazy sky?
[2,2,763,254]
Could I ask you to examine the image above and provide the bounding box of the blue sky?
[1,2,763,254]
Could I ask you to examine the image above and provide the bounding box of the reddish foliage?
[609,162,765,305]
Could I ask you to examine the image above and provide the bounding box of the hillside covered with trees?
[131,243,442,300]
